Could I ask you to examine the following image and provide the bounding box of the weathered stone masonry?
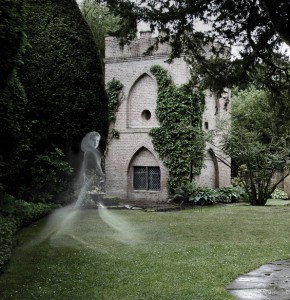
[104,32,231,202]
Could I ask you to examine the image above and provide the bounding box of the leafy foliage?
[0,216,16,274]
[106,79,123,140]
[149,65,205,194]
[0,194,53,273]
[175,182,246,205]
[0,0,30,198]
[217,87,290,205]
[188,186,217,206]
[1,194,54,227]
[103,0,290,94]
[16,0,108,203]
[260,0,290,47]
[215,187,248,203]
[0,193,54,274]
[0,73,29,196]
[21,0,108,146]
[0,0,26,92]
[271,189,289,200]
[80,0,122,59]
[19,148,74,203]
[107,78,123,123]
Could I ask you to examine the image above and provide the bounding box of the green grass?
[1,204,290,299]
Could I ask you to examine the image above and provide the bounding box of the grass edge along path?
[0,203,290,299]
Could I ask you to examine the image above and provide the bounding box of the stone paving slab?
[227,261,290,300]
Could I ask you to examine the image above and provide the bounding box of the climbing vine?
[106,78,123,138]
[150,65,205,195]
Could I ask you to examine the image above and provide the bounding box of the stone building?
[104,32,231,202]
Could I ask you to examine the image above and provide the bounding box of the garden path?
[227,260,290,300]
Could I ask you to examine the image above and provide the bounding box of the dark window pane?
[134,166,147,190]
[148,167,160,190]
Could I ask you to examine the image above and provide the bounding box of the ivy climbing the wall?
[150,65,205,195]
[106,78,123,138]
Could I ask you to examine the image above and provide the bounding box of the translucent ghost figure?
[75,132,105,208]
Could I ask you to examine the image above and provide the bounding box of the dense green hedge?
[20,0,108,146]
[0,217,16,274]
[0,74,28,195]
[16,0,108,202]
[0,0,28,196]
[0,196,54,274]
[0,0,25,93]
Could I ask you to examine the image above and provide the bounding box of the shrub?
[19,147,74,203]
[271,189,289,200]
[1,194,55,227]
[188,187,217,205]
[215,186,248,203]
[0,0,26,91]
[0,216,16,274]
[0,194,54,274]
[175,182,217,205]
[0,0,29,198]
[175,182,248,205]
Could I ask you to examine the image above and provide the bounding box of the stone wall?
[105,33,231,202]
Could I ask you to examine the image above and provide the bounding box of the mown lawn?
[0,203,290,300]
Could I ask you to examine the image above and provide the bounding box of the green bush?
[0,217,16,274]
[175,182,217,205]
[175,182,247,205]
[215,186,247,203]
[0,0,26,92]
[0,0,29,198]
[1,194,55,227]
[17,0,108,203]
[0,194,55,273]
[19,147,74,203]
[271,189,289,200]
[188,187,217,205]
[20,0,108,144]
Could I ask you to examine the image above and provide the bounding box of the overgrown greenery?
[0,217,16,274]
[150,65,205,195]
[1,206,290,299]
[103,0,290,94]
[107,78,123,123]
[0,0,29,197]
[214,86,290,205]
[175,182,246,205]
[80,0,122,60]
[106,78,123,139]
[13,0,108,203]
[1,195,54,228]
[0,194,54,274]
[271,189,289,200]
[0,0,26,92]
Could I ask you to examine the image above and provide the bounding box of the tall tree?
[80,0,122,59]
[102,0,290,92]
[260,0,290,47]
[215,87,290,205]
